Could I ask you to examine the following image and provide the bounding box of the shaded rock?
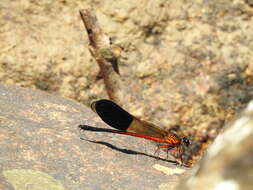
[0,84,191,190]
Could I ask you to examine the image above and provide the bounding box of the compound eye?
[182,137,190,146]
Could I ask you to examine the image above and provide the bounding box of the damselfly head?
[182,137,190,147]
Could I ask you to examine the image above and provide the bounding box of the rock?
[176,101,253,190]
[0,84,191,189]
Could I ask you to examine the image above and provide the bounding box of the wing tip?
[90,99,133,131]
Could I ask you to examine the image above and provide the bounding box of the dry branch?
[79,8,123,104]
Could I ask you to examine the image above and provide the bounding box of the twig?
[79,8,123,104]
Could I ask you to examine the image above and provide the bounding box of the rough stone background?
[1,0,253,189]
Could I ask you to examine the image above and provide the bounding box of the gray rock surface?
[0,84,189,190]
